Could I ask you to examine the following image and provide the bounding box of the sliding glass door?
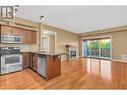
[100,39,111,58]
[82,37,111,59]
[83,40,91,56]
[91,40,99,57]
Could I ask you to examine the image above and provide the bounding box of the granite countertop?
[30,51,67,56]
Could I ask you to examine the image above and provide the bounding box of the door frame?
[82,35,112,60]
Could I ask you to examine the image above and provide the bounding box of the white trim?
[78,56,127,63]
[82,35,112,40]
[77,56,83,58]
[112,59,127,63]
[83,56,111,60]
[82,40,84,57]
[109,39,113,59]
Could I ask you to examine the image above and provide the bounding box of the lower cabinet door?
[30,53,38,71]
[23,52,30,68]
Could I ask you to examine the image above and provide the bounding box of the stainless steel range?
[0,47,22,75]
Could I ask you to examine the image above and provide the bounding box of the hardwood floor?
[0,58,127,89]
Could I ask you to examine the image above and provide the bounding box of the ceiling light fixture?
[14,5,19,16]
[40,16,45,22]
[15,5,19,12]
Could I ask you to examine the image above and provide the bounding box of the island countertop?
[29,51,67,56]
[28,51,64,80]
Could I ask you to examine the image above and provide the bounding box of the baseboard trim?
[79,56,127,63]
[111,59,127,63]
[77,56,83,58]
[70,56,127,63]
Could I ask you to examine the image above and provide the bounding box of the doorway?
[42,30,56,53]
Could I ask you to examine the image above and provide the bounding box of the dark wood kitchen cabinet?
[1,25,21,36]
[23,52,30,68]
[25,30,37,44]
[29,31,37,44]
[0,25,37,44]
[12,27,22,36]
[1,25,12,34]
[20,29,28,44]
[21,29,37,44]
[46,55,61,80]
[29,53,38,72]
[29,53,61,81]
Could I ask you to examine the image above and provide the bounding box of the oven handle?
[5,64,22,67]
[1,54,22,57]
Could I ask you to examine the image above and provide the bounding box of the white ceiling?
[16,6,127,34]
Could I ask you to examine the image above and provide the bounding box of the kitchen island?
[28,52,66,80]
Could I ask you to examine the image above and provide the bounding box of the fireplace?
[69,47,77,59]
[70,50,76,58]
[65,45,77,60]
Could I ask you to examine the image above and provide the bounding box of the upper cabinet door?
[21,29,37,44]
[21,29,28,44]
[1,25,21,36]
[12,27,22,36]
[26,30,37,44]
[31,31,37,44]
[1,25,12,35]
[26,30,32,44]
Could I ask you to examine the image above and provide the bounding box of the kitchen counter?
[29,51,66,80]
[30,51,67,56]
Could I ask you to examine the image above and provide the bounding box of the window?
[82,37,111,59]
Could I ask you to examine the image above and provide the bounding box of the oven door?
[1,54,22,68]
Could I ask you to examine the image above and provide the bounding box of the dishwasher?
[38,54,46,78]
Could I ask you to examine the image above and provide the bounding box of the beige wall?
[49,35,55,53]
[79,30,127,60]
[43,25,79,55]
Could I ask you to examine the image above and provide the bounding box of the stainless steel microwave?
[1,34,21,43]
